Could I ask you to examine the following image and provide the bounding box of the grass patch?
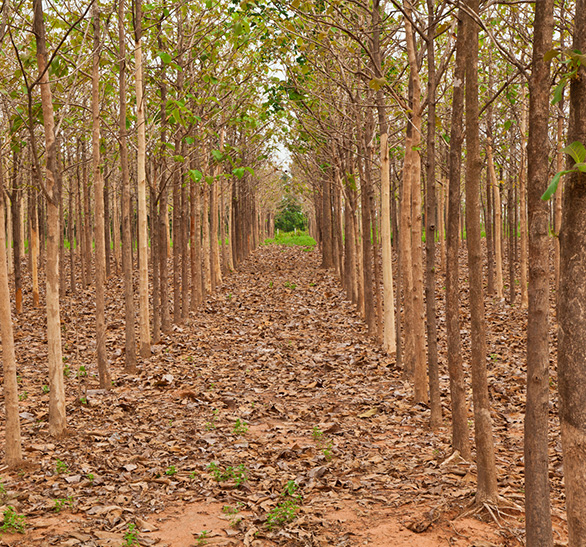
[263,231,316,248]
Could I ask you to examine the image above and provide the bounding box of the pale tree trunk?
[226,181,235,272]
[190,161,202,310]
[438,181,446,271]
[181,140,189,322]
[524,0,555,544]
[119,0,136,372]
[558,2,586,544]
[82,139,92,288]
[373,0,395,354]
[445,11,471,460]
[173,133,182,322]
[33,0,67,436]
[518,88,528,308]
[359,122,376,335]
[487,141,504,300]
[92,0,111,389]
[425,0,440,427]
[11,154,22,313]
[210,132,224,291]
[112,174,120,274]
[0,154,23,466]
[464,0,498,503]
[202,169,212,295]
[30,188,39,307]
[134,0,150,358]
[6,195,13,276]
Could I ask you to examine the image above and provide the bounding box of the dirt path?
[2,246,526,546]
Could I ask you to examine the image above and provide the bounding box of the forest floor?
[0,244,569,546]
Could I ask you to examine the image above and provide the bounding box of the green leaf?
[211,149,223,161]
[184,136,195,145]
[158,51,172,64]
[173,155,185,163]
[574,162,586,173]
[188,169,203,182]
[541,170,575,201]
[563,141,586,164]
[504,120,513,131]
[552,80,565,105]
[233,167,245,179]
[245,166,255,176]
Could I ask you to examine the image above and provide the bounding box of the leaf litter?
[0,244,567,546]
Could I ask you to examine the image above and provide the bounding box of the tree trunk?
[0,153,23,466]
[519,88,528,308]
[134,0,151,358]
[524,0,555,544]
[445,12,471,460]
[464,0,497,503]
[373,0,396,354]
[487,141,504,300]
[11,152,22,314]
[92,0,111,389]
[119,0,136,372]
[558,2,586,544]
[33,0,67,436]
[425,0,440,427]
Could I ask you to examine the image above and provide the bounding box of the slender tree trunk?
[508,182,516,305]
[554,111,564,295]
[524,0,555,544]
[425,0,440,427]
[92,0,111,389]
[134,0,151,358]
[373,0,395,354]
[486,165,495,296]
[558,3,586,545]
[446,13,471,460]
[11,152,22,313]
[487,141,504,300]
[30,187,39,307]
[202,171,212,295]
[0,152,23,466]
[519,88,528,308]
[82,139,92,287]
[173,134,182,322]
[33,0,67,436]
[464,0,498,503]
[119,0,136,372]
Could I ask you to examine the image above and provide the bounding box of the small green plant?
[208,463,247,486]
[227,293,232,300]
[309,282,316,286]
[63,364,71,378]
[232,419,249,436]
[79,396,88,405]
[322,440,334,461]
[42,385,49,394]
[53,496,73,513]
[76,365,88,378]
[18,391,28,401]
[165,465,177,476]
[55,459,68,474]
[195,530,209,546]
[312,426,323,442]
[189,471,197,479]
[266,482,301,530]
[86,473,94,485]
[1,506,26,534]
[205,409,219,431]
[284,282,296,290]
[269,281,273,288]
[123,523,139,546]
[222,504,242,515]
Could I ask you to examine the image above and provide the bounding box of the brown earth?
[0,244,568,546]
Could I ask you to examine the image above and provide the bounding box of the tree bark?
[134,0,151,358]
[119,0,136,372]
[558,2,586,544]
[524,0,555,544]
[464,0,498,503]
[446,12,471,460]
[33,0,67,436]
[92,0,111,389]
[0,150,23,466]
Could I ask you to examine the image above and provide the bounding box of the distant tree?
[274,193,307,233]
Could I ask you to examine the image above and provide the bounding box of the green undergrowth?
[263,231,316,248]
